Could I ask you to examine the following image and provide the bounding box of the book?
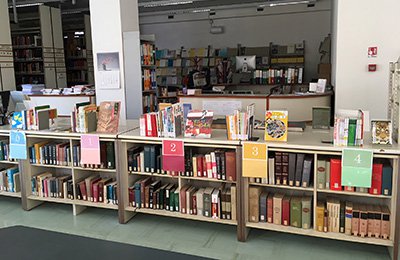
[249,187,261,222]
[267,193,273,223]
[281,153,289,185]
[282,195,291,226]
[301,196,312,229]
[330,159,342,191]
[339,201,345,233]
[301,155,313,188]
[259,192,268,222]
[316,201,325,232]
[359,205,368,237]
[325,160,330,190]
[97,101,121,133]
[274,152,282,185]
[273,193,284,225]
[345,201,353,235]
[184,110,213,138]
[294,154,305,187]
[288,153,296,186]
[225,151,236,182]
[316,159,326,189]
[382,164,393,196]
[203,187,214,217]
[371,120,392,145]
[265,110,288,142]
[381,206,390,239]
[290,196,302,228]
[268,156,275,185]
[231,185,237,221]
[352,204,360,236]
[369,163,383,195]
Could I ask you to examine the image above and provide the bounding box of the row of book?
[143,94,157,114]
[319,159,392,196]
[70,101,121,134]
[252,67,303,85]
[129,178,236,220]
[76,176,118,204]
[128,145,236,180]
[0,167,20,193]
[316,199,390,239]
[333,110,365,146]
[14,49,42,59]
[0,140,13,161]
[12,35,41,47]
[143,68,157,90]
[156,67,181,76]
[156,75,181,86]
[29,141,116,169]
[250,152,314,188]
[140,103,183,138]
[249,187,312,229]
[31,173,73,199]
[11,105,57,131]
[155,49,179,59]
[226,104,254,141]
[141,43,155,66]
[15,63,43,74]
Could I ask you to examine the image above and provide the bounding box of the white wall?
[140,0,331,81]
[333,0,400,119]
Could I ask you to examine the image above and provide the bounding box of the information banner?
[342,148,373,188]
[81,134,101,165]
[10,131,27,160]
[242,142,268,178]
[162,140,185,172]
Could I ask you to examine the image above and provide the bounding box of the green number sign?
[342,148,373,188]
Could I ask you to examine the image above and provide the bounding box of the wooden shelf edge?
[246,222,394,247]
[30,164,72,170]
[74,200,118,210]
[0,191,21,198]
[317,189,391,199]
[249,182,313,191]
[27,195,74,205]
[127,207,237,226]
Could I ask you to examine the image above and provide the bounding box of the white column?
[89,0,142,121]
[332,0,400,119]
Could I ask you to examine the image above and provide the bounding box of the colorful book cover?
[371,120,392,145]
[265,110,288,142]
[11,112,24,129]
[184,110,213,138]
[96,102,121,133]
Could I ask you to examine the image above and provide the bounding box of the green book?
[106,142,115,169]
[348,119,357,146]
[0,141,4,160]
[301,196,312,229]
[174,189,180,212]
[290,196,302,228]
[169,187,176,212]
[317,160,326,189]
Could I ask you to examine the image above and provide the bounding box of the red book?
[282,196,290,226]
[369,164,383,195]
[98,181,104,202]
[128,187,135,206]
[43,179,49,197]
[202,155,207,177]
[180,186,188,214]
[79,181,87,201]
[267,194,274,223]
[225,151,236,182]
[145,114,151,137]
[330,159,342,191]
[196,155,203,177]
[91,177,102,202]
[151,113,157,137]
[212,203,218,218]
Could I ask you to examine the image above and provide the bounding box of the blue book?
[135,182,141,208]
[382,164,393,196]
[7,167,19,192]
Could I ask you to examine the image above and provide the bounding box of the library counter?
[179,92,332,121]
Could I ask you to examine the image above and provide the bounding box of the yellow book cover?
[265,110,288,142]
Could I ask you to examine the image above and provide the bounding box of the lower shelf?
[126,206,237,226]
[27,195,74,205]
[0,191,21,198]
[246,222,394,247]
[74,200,118,210]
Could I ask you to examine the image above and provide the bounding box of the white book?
[268,157,275,185]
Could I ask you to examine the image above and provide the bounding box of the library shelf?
[74,167,116,173]
[12,45,42,49]
[129,172,178,179]
[246,222,393,247]
[249,182,313,192]
[126,207,237,226]
[74,200,118,210]
[180,176,236,184]
[27,195,74,205]
[30,164,72,170]
[0,191,21,198]
[0,160,19,165]
[14,59,44,63]
[317,189,391,199]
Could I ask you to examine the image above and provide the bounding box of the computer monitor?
[236,56,256,73]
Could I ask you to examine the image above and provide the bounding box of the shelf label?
[242,142,268,178]
[10,131,27,160]
[342,148,373,188]
[80,134,100,165]
[162,140,185,172]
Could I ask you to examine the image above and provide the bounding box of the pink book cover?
[81,134,101,165]
[162,140,185,172]
[96,101,121,133]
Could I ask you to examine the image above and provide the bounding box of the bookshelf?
[63,14,94,86]
[140,35,157,113]
[10,5,67,89]
[241,128,399,259]
[0,0,16,91]
[0,131,21,199]
[117,129,241,231]
[19,130,123,216]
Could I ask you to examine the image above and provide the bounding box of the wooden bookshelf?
[241,128,399,260]
[140,35,158,113]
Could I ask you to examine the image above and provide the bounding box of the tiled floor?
[0,197,394,260]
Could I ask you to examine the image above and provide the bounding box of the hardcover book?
[265,110,288,142]
[282,195,291,226]
[249,187,261,222]
[97,101,121,133]
[317,159,326,189]
[259,192,268,222]
[290,196,302,228]
[371,120,392,145]
[301,196,312,229]
[184,110,213,138]
[288,153,296,186]
[273,193,284,225]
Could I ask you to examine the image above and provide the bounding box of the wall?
[140,0,331,81]
[332,0,400,119]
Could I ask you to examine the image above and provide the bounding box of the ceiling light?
[192,8,210,13]
[140,1,193,8]
[259,0,310,8]
[8,2,44,8]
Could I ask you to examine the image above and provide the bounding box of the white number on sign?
[252,147,259,157]
[354,154,362,164]
[171,143,176,152]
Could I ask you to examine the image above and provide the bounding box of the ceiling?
[8,0,316,15]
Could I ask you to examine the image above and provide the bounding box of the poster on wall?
[97,52,120,89]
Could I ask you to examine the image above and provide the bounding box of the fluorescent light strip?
[140,1,193,8]
[259,0,310,8]
[192,8,210,13]
[8,2,44,8]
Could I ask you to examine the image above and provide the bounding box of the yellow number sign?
[242,142,268,178]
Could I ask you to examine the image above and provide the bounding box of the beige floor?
[0,197,393,260]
